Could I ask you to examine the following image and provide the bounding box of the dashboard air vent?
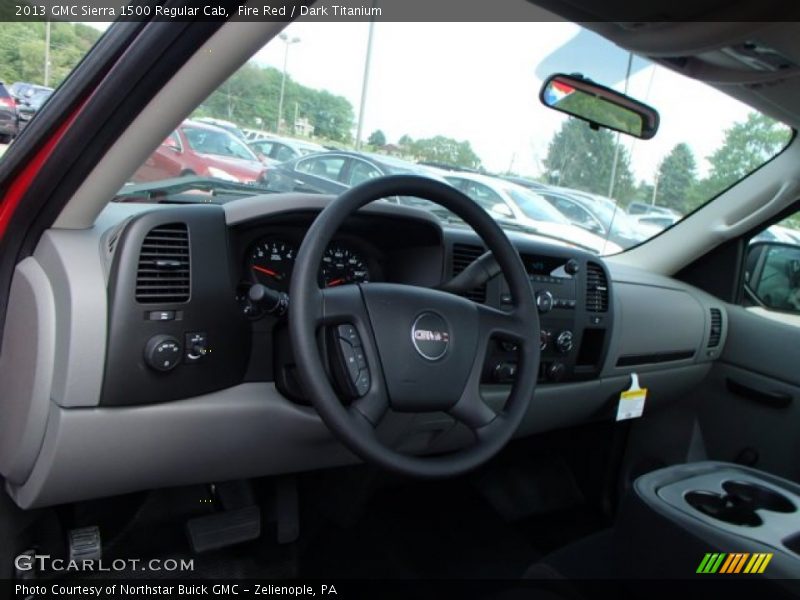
[708,308,722,348]
[585,263,609,313]
[135,223,190,303]
[452,243,486,303]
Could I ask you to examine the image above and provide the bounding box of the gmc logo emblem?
[413,330,450,342]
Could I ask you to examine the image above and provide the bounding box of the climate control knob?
[539,329,550,351]
[144,335,182,372]
[547,362,566,382]
[535,290,554,313]
[555,330,574,354]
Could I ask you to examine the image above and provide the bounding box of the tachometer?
[320,244,370,287]
[248,239,297,292]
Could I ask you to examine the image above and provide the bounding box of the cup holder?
[685,480,796,527]
[722,481,796,513]
[685,490,763,526]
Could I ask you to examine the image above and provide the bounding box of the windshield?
[115,22,793,254]
[504,187,570,224]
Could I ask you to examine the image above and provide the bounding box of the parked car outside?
[632,213,681,237]
[531,185,646,249]
[265,150,445,195]
[627,200,682,217]
[248,136,326,166]
[0,83,19,143]
[194,117,247,141]
[754,224,800,245]
[500,175,552,192]
[131,120,266,184]
[443,172,621,254]
[8,81,50,103]
[17,88,53,130]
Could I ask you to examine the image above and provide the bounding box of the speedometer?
[248,239,297,292]
[320,244,370,288]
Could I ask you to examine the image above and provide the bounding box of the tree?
[398,134,413,147]
[0,23,101,88]
[655,143,698,213]
[542,118,635,202]
[703,113,791,196]
[409,136,482,169]
[367,129,386,147]
[196,62,355,142]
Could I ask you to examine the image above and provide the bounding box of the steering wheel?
[289,175,540,477]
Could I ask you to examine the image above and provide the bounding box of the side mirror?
[584,220,604,235]
[490,203,514,219]
[161,136,181,153]
[540,73,659,140]
[744,241,800,313]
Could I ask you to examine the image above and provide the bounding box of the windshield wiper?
[114,175,274,203]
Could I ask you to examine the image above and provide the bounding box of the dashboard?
[0,193,729,508]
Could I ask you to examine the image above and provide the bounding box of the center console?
[616,461,800,588]
[476,247,612,385]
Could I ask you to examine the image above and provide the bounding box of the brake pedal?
[186,506,261,553]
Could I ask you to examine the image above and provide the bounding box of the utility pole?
[44,21,51,87]
[277,33,300,134]
[355,4,377,150]
[607,52,633,199]
[651,171,660,205]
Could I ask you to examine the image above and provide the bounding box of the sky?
[249,21,757,183]
[85,20,760,184]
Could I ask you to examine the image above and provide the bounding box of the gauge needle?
[327,278,345,287]
[252,265,282,279]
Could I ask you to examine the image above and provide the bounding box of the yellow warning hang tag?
[616,373,647,421]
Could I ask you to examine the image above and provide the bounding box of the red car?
[132,119,266,184]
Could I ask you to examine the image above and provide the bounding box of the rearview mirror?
[744,241,800,314]
[540,73,659,140]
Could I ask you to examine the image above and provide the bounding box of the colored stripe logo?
[697,553,772,574]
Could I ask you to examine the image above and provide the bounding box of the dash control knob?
[555,330,574,354]
[535,290,554,313]
[565,259,580,276]
[144,335,182,372]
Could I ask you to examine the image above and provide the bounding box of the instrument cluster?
[245,236,377,292]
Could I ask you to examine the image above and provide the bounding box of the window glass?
[296,156,346,181]
[745,215,800,314]
[348,160,382,185]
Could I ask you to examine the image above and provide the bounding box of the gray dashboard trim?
[0,259,56,484]
[34,228,109,408]
[8,365,711,508]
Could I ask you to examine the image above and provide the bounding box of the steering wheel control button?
[185,332,209,363]
[411,312,450,361]
[338,338,361,381]
[337,324,362,347]
[144,335,182,372]
[353,346,367,370]
[147,310,175,321]
[354,369,371,396]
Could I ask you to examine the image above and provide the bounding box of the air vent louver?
[452,243,486,303]
[135,223,190,303]
[708,308,722,348]
[585,263,609,313]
